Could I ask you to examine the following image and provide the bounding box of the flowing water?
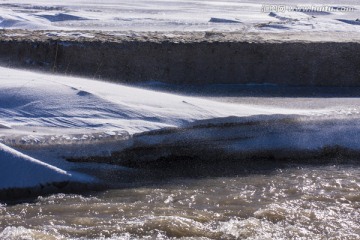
[0,163,360,240]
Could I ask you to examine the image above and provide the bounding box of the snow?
[0,66,312,137]
[0,142,91,189]
[0,66,359,191]
[0,66,328,191]
[0,0,359,33]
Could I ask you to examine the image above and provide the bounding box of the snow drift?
[0,66,359,197]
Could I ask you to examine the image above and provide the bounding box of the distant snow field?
[0,0,359,32]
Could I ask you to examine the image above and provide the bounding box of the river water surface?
[1,163,359,239]
[1,93,360,239]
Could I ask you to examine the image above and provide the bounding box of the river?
[1,162,359,239]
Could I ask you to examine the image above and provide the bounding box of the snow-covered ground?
[0,67,308,137]
[0,0,359,33]
[0,67,308,191]
[0,66,359,192]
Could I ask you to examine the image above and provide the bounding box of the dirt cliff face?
[0,30,360,86]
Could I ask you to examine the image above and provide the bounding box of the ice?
[0,142,91,189]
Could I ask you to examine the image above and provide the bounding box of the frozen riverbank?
[0,66,301,198]
[0,67,360,199]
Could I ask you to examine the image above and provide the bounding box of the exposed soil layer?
[0,30,360,86]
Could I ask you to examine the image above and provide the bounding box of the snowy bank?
[70,115,360,169]
[0,142,94,200]
[0,66,310,196]
[0,66,307,137]
[0,66,359,197]
[0,143,72,189]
